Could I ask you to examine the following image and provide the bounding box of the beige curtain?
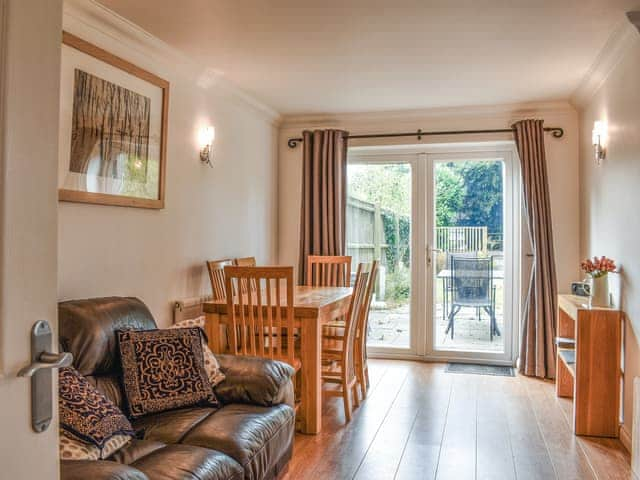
[513,119,558,379]
[298,129,349,285]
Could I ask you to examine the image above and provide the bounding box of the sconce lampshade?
[198,126,215,147]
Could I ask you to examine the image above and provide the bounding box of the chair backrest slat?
[307,255,352,287]
[255,278,264,357]
[225,266,295,365]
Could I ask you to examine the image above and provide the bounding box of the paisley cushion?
[169,316,225,387]
[117,328,219,419]
[58,367,135,449]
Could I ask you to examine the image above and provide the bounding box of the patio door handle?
[427,246,441,267]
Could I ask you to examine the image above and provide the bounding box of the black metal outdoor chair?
[445,256,500,341]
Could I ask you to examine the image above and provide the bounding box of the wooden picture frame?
[58,32,169,209]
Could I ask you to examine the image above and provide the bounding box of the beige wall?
[57,2,279,326]
[278,103,581,294]
[577,29,640,439]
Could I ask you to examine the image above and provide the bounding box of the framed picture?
[58,32,169,209]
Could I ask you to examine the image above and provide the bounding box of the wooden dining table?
[202,285,352,435]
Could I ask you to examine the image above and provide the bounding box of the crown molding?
[279,100,576,130]
[571,17,639,108]
[63,0,281,125]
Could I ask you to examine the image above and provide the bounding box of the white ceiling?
[98,0,640,115]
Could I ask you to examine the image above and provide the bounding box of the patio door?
[346,154,419,355]
[426,149,519,365]
[348,144,520,365]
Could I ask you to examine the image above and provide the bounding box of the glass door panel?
[432,158,507,354]
[346,162,413,351]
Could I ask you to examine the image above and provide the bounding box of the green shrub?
[385,267,411,306]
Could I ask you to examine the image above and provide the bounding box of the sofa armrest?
[61,460,148,480]
[214,354,295,408]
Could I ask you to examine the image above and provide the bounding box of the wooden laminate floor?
[284,359,631,480]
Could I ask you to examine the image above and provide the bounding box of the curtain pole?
[287,127,564,148]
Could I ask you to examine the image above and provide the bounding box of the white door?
[425,147,520,365]
[348,143,520,365]
[0,0,63,478]
[346,152,420,356]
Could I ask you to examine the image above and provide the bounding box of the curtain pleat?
[513,119,558,379]
[298,130,348,285]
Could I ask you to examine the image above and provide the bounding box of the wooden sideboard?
[555,294,622,437]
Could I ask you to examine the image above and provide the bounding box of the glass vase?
[590,274,610,307]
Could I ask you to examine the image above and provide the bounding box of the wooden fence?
[347,196,489,265]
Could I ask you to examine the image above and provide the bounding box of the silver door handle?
[18,351,73,377]
[19,320,73,432]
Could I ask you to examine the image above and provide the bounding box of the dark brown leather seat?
[59,297,295,480]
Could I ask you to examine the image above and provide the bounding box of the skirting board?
[621,423,632,453]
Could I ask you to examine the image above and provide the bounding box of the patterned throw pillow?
[58,367,135,453]
[59,432,131,460]
[170,316,225,387]
[117,328,219,419]
[59,434,99,461]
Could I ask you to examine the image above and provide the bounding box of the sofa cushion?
[61,460,148,480]
[59,367,135,451]
[109,439,167,464]
[133,407,217,444]
[128,444,244,480]
[215,354,295,407]
[118,328,219,418]
[180,404,295,480]
[86,374,127,411]
[59,297,157,377]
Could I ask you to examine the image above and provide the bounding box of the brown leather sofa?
[58,297,296,480]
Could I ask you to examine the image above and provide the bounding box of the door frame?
[348,141,521,366]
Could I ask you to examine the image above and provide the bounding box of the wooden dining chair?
[233,257,257,294]
[224,265,300,372]
[206,259,234,300]
[354,260,378,399]
[234,256,256,267]
[307,255,352,287]
[321,262,372,422]
[322,261,378,403]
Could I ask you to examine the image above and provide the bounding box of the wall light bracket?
[592,121,606,165]
[198,126,215,168]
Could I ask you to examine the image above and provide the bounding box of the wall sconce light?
[198,126,215,167]
[592,121,606,165]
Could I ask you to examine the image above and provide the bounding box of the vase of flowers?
[580,256,616,307]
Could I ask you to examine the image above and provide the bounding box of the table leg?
[300,314,322,434]
[204,312,222,354]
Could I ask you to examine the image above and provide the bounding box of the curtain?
[298,129,349,285]
[513,119,558,379]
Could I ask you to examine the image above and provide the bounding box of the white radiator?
[173,294,212,324]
